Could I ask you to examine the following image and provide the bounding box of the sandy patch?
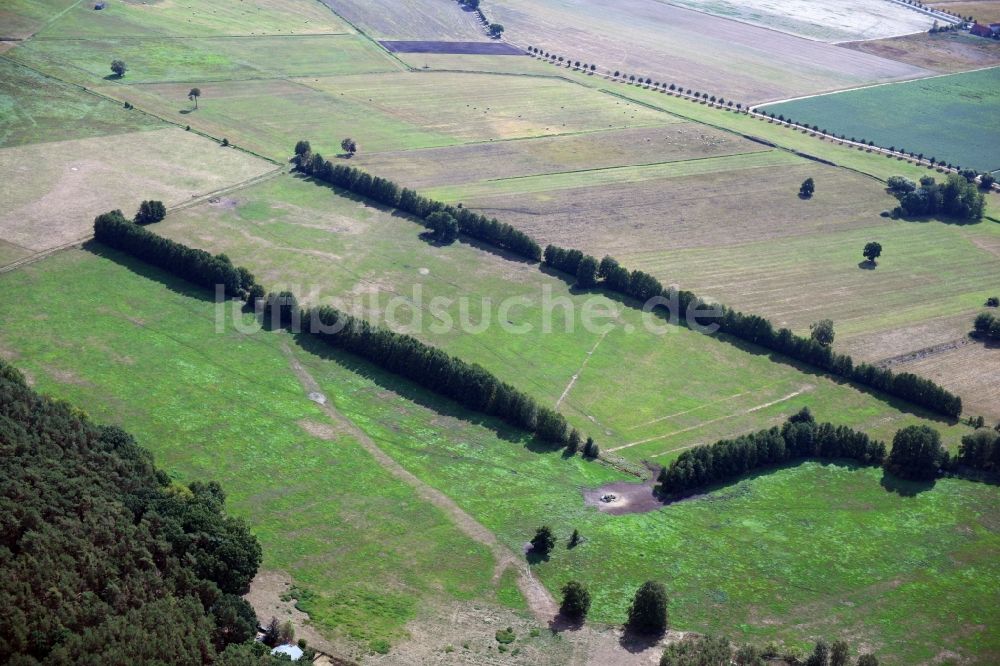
[298,418,341,440]
[244,570,339,656]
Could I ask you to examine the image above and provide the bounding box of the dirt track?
[280,342,559,622]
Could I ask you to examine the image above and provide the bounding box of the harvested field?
[0,0,75,41]
[380,40,523,55]
[10,33,401,84]
[760,67,1000,173]
[839,31,1000,72]
[299,71,674,142]
[489,0,931,102]
[319,0,486,41]
[0,128,274,256]
[930,0,1000,23]
[352,124,757,189]
[33,0,350,39]
[665,0,934,42]
[428,155,886,252]
[0,58,162,148]
[395,51,559,75]
[899,340,1000,419]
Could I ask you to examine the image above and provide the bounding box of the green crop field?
[152,173,974,458]
[0,247,996,664]
[760,68,1000,173]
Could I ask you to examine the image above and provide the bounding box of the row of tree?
[293,142,542,261]
[541,242,962,418]
[287,149,963,419]
[93,210,263,302]
[0,359,265,663]
[302,304,573,444]
[661,635,878,666]
[658,408,886,495]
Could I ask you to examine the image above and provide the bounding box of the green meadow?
[154,174,974,459]
[0,247,996,664]
[760,67,1000,173]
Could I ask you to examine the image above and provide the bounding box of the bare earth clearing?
[840,31,1000,72]
[489,0,932,102]
[663,0,934,42]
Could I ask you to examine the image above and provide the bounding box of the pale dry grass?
[0,127,273,255]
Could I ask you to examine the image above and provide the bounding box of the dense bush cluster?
[957,429,1000,472]
[884,425,947,480]
[0,359,264,663]
[888,174,985,221]
[294,144,541,261]
[658,408,886,495]
[542,243,961,418]
[93,210,262,301]
[972,311,1000,340]
[303,305,571,444]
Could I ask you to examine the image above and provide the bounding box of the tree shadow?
[102,74,123,81]
[417,230,453,247]
[291,330,530,446]
[179,109,193,115]
[83,241,218,304]
[525,548,550,565]
[857,260,877,270]
[879,471,936,497]
[797,193,813,200]
[618,627,664,653]
[548,614,584,634]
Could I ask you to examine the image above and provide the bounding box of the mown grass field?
[154,174,975,458]
[0,248,498,655]
[0,248,996,664]
[761,67,1000,173]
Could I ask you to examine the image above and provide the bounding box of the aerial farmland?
[1,0,998,665]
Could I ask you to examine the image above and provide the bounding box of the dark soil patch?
[582,477,666,515]
[380,40,524,55]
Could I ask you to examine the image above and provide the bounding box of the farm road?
[279,342,559,623]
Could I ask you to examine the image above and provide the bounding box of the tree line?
[302,304,573,444]
[294,141,542,261]
[290,141,962,419]
[93,210,264,302]
[658,408,886,495]
[542,243,962,418]
[0,359,267,663]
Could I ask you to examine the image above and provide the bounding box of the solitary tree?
[559,580,591,621]
[341,137,357,157]
[134,200,167,225]
[799,177,816,198]
[188,87,201,109]
[862,241,882,265]
[489,23,505,37]
[568,528,581,548]
[810,319,835,347]
[110,59,127,78]
[583,436,598,458]
[530,526,556,557]
[626,581,668,635]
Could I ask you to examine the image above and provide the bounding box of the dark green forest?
[0,359,274,664]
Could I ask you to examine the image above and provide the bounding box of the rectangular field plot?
[32,0,350,39]
[153,174,974,457]
[352,123,755,189]
[0,59,162,148]
[839,31,1000,73]
[320,0,487,41]
[760,67,1000,173]
[0,127,274,257]
[488,0,931,102]
[0,0,76,41]
[666,0,934,42]
[380,40,523,55]
[11,34,400,84]
[302,71,676,141]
